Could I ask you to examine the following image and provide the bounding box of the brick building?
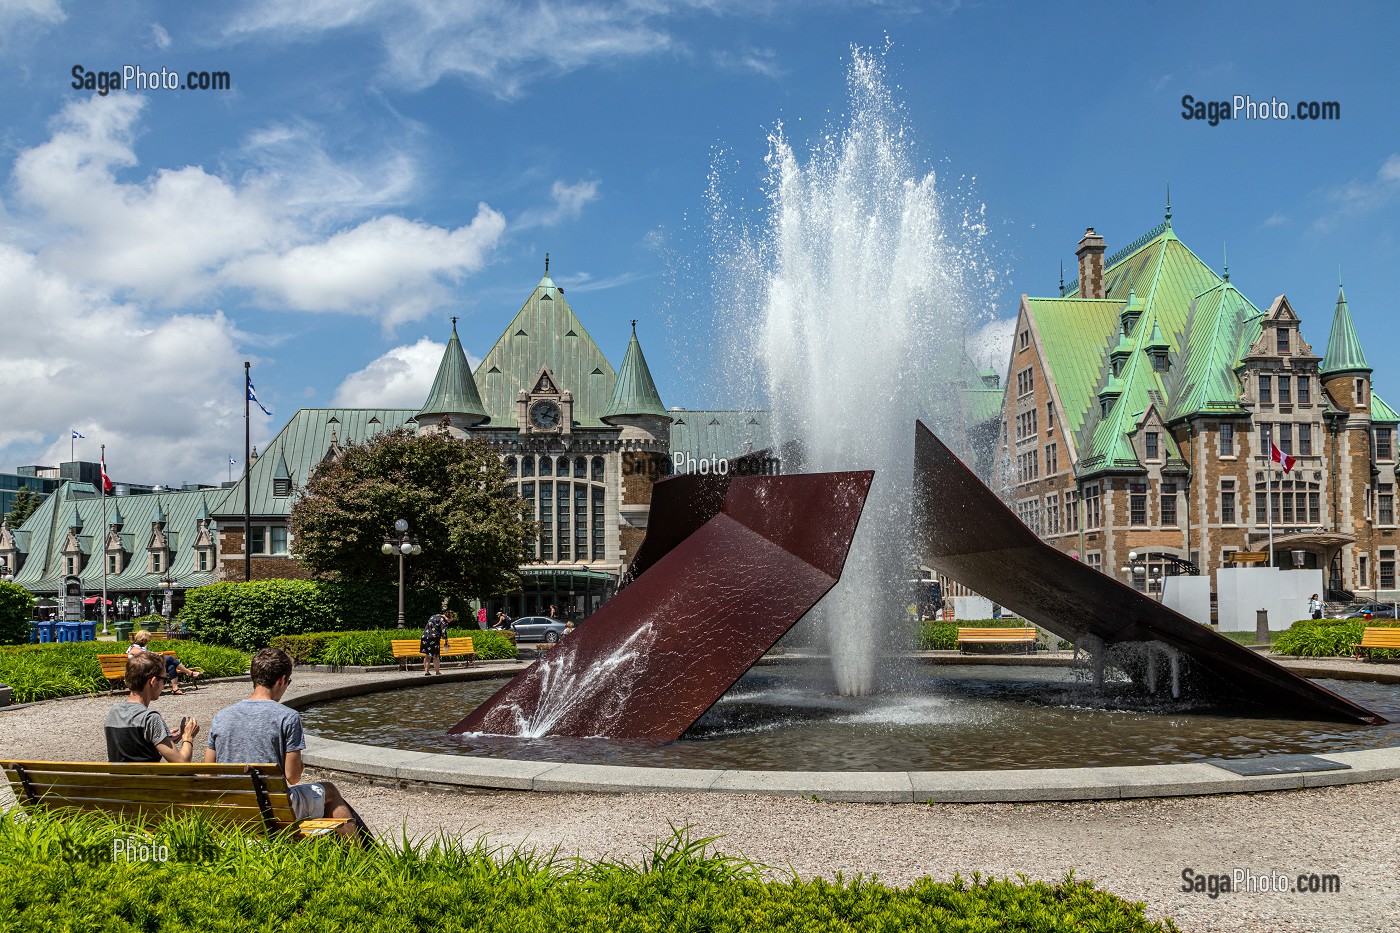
[1002,208,1398,605]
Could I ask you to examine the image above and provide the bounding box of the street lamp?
[382,519,422,629]
[158,569,177,629]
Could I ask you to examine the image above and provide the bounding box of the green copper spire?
[1320,286,1371,377]
[416,317,490,426]
[152,498,166,525]
[600,321,669,420]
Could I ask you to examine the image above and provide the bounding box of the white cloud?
[225,209,505,326]
[1316,153,1400,231]
[554,270,646,293]
[0,242,253,484]
[515,179,600,230]
[226,1,673,98]
[9,96,507,326]
[966,316,1015,375]
[0,0,65,25]
[332,337,484,408]
[712,47,784,78]
[151,22,171,49]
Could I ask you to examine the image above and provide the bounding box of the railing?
[1105,222,1168,269]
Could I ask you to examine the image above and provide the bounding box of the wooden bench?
[390,638,475,671]
[98,652,200,693]
[1351,626,1400,660]
[956,627,1038,654]
[0,760,347,838]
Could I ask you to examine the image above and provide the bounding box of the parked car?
[511,615,569,643]
[1340,603,1398,620]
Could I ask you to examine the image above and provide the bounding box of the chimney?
[1076,227,1107,299]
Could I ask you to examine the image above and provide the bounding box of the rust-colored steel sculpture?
[913,420,1384,724]
[450,470,873,741]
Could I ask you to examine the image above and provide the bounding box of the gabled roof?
[474,273,618,427]
[1037,223,1220,476]
[1321,287,1371,377]
[1373,393,1400,425]
[415,318,489,425]
[11,482,218,593]
[669,410,772,462]
[212,408,415,519]
[1166,281,1263,421]
[601,323,668,421]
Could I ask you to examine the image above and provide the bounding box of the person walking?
[1308,593,1323,620]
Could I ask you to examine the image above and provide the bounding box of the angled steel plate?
[913,420,1384,724]
[450,470,874,741]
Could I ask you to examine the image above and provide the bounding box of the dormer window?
[150,551,162,573]
[1151,352,1168,372]
[1276,327,1289,354]
[1111,359,1122,378]
[273,477,292,497]
[1145,432,1160,461]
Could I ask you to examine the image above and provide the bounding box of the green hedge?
[1271,617,1400,659]
[917,618,1046,651]
[0,640,250,704]
[178,580,445,650]
[0,581,30,646]
[0,811,1180,932]
[269,628,517,666]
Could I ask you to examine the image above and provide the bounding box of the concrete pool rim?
[291,660,1400,804]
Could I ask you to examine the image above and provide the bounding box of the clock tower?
[516,366,574,436]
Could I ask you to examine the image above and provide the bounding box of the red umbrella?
[81,597,113,605]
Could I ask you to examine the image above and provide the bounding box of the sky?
[1,0,1398,487]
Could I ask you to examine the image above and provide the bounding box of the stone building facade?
[1002,209,1398,604]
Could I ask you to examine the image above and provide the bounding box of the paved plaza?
[2,665,1397,932]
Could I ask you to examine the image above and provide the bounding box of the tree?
[6,487,40,527]
[0,581,32,645]
[289,429,536,605]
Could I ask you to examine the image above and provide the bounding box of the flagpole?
[1267,455,1275,569]
[100,444,109,636]
[244,362,252,584]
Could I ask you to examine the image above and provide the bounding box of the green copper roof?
[416,319,489,425]
[475,274,618,427]
[1166,281,1262,421]
[1321,287,1371,376]
[195,496,211,522]
[108,501,124,526]
[669,410,772,462]
[1373,393,1400,424]
[1037,223,1219,475]
[600,323,668,420]
[152,499,166,524]
[213,408,415,519]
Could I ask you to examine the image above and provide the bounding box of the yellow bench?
[98,652,199,693]
[389,638,475,671]
[0,760,347,838]
[1351,626,1400,660]
[956,626,1038,654]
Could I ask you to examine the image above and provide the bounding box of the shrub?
[916,618,1042,651]
[1272,618,1400,658]
[270,628,517,666]
[0,581,31,646]
[0,640,249,703]
[180,580,445,649]
[0,811,1181,933]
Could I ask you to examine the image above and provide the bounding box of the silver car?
[511,615,568,643]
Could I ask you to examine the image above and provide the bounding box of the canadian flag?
[99,452,114,494]
[1270,442,1297,474]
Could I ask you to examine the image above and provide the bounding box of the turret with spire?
[600,320,671,451]
[1320,276,1373,417]
[415,317,490,437]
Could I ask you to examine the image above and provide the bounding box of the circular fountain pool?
[299,665,1400,772]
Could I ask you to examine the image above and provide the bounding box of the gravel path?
[2,669,1396,932]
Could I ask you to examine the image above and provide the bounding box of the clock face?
[530,400,561,429]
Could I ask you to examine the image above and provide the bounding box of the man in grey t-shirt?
[105,651,200,763]
[205,647,363,839]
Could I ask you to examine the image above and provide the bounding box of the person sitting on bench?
[104,652,200,763]
[127,629,202,694]
[206,648,368,841]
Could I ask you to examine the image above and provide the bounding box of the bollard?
[1256,608,1270,646]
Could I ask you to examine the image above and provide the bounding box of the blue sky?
[2,0,1398,485]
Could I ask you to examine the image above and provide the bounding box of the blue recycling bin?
[32,621,55,643]
[78,621,97,642]
[55,621,81,643]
